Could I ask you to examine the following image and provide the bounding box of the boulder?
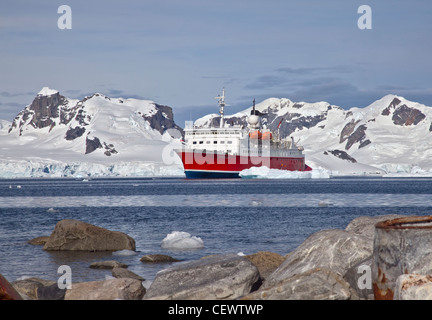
[27,236,50,245]
[64,278,145,300]
[90,260,128,269]
[37,283,66,300]
[144,254,260,300]
[344,214,406,240]
[242,267,353,300]
[43,219,136,251]
[394,274,432,300]
[111,267,145,281]
[12,278,55,300]
[263,229,371,289]
[244,251,285,280]
[140,254,180,263]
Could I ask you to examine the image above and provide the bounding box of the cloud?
[244,65,358,91]
[0,91,34,98]
[244,75,288,90]
[108,89,124,96]
[276,65,355,75]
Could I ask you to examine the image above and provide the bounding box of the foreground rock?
[37,283,66,300]
[245,251,285,280]
[12,278,56,300]
[144,254,260,300]
[263,229,371,289]
[112,267,145,281]
[242,267,352,300]
[43,219,136,251]
[344,214,405,240]
[65,278,145,300]
[244,214,411,300]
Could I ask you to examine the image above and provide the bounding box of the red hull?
[176,150,311,178]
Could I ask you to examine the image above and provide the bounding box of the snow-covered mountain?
[195,94,432,176]
[2,87,432,178]
[0,87,184,178]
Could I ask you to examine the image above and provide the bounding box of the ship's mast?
[215,87,226,128]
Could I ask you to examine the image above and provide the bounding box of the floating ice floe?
[239,166,331,179]
[112,249,138,256]
[161,231,204,250]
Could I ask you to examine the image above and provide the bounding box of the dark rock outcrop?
[392,104,426,126]
[85,136,103,154]
[382,97,402,116]
[340,120,360,144]
[345,124,368,150]
[65,126,86,140]
[325,149,357,163]
[142,104,184,136]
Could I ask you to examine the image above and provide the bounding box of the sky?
[1,0,432,127]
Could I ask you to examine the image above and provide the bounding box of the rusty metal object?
[373,215,432,300]
[0,274,23,300]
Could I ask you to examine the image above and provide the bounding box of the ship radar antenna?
[215,87,226,128]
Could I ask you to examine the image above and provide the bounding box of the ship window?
[199,141,203,144]
[220,141,225,144]
[227,141,233,144]
[214,141,217,144]
[193,141,197,144]
[206,141,210,144]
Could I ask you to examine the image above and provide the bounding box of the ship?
[175,88,312,178]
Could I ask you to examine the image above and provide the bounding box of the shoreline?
[4,213,427,300]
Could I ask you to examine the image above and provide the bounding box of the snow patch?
[37,87,59,96]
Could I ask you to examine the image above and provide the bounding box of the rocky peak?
[379,95,426,126]
[8,88,72,134]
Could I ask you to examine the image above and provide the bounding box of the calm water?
[1,177,432,284]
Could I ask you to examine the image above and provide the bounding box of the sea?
[1,176,432,286]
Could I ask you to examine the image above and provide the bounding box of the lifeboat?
[262,131,272,140]
[249,130,262,140]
